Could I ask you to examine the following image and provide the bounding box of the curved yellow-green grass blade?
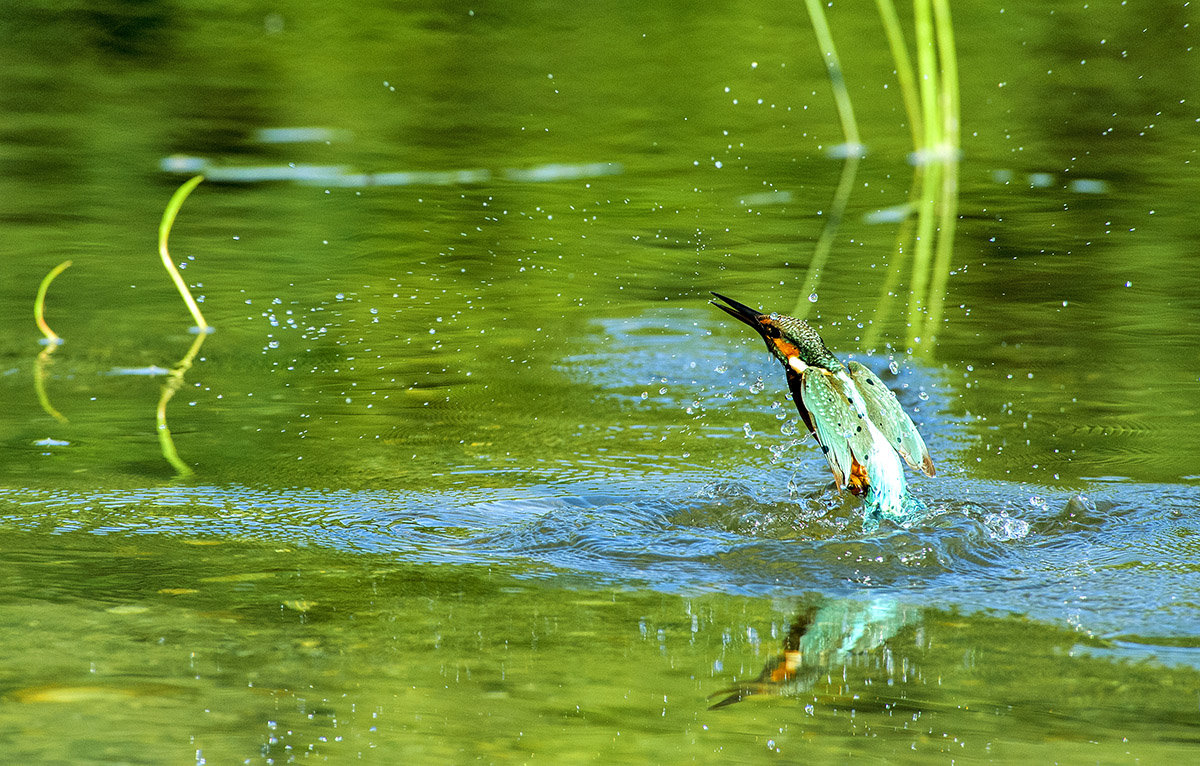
[34,260,72,344]
[158,175,209,332]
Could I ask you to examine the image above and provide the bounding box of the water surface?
[2,1,1199,761]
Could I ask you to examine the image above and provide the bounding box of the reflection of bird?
[711,293,934,520]
[708,607,818,709]
[709,598,918,709]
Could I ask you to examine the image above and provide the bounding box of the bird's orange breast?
[772,337,800,360]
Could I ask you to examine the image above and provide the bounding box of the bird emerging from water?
[710,293,935,520]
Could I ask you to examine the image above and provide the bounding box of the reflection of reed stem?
[33,260,73,423]
[157,331,207,477]
[862,169,921,352]
[906,163,941,349]
[794,0,862,319]
[33,359,66,423]
[159,175,209,331]
[795,154,861,320]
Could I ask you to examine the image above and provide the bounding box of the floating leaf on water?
[200,571,278,583]
[8,683,188,704]
[105,605,150,615]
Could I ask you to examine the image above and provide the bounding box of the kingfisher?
[710,292,934,521]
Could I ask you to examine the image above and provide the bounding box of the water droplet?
[742,423,754,438]
[888,360,900,375]
[808,292,818,303]
[714,364,728,374]
[640,391,649,399]
[749,377,765,394]
[918,390,929,401]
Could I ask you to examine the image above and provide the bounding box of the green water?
[3,1,1199,762]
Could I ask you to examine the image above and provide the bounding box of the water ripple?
[2,474,1197,650]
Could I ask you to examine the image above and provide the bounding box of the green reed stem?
[35,260,73,345]
[804,0,862,149]
[874,0,923,148]
[159,175,209,331]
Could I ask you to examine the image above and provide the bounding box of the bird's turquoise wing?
[804,368,910,518]
[799,370,859,488]
[847,361,935,477]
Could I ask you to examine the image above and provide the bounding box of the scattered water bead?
[808,293,819,303]
[749,377,765,394]
[888,360,900,375]
[985,512,1031,541]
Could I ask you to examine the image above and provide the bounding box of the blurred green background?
[2,1,1198,762]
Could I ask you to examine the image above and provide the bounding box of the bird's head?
[710,292,840,372]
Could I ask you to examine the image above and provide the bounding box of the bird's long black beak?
[710,292,768,336]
